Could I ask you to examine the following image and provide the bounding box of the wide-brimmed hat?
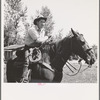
[34,17,47,25]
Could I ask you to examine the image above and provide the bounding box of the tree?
[52,29,63,42]
[16,34,25,45]
[4,0,27,46]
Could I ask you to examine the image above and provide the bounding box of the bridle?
[60,35,93,76]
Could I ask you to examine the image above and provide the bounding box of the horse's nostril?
[89,58,95,65]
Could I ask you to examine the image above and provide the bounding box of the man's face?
[37,19,46,29]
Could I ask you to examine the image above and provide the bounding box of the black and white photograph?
[2,0,99,99]
[3,0,98,83]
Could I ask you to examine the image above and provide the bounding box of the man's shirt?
[25,26,47,47]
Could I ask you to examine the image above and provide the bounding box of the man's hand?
[37,36,48,43]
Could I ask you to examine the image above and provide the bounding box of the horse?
[6,28,96,83]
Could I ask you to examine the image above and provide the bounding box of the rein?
[61,56,82,76]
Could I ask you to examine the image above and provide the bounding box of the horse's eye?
[80,41,85,45]
[80,34,83,36]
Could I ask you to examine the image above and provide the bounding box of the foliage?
[4,0,27,46]
[16,34,25,44]
[55,29,63,41]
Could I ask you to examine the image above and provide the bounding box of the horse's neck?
[40,37,72,72]
[56,37,72,60]
[50,37,72,72]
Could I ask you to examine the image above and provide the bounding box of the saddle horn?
[71,28,77,37]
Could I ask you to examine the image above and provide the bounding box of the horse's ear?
[86,48,92,53]
[71,28,77,37]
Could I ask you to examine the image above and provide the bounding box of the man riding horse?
[6,16,96,82]
[23,16,53,81]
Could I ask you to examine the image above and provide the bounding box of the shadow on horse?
[6,28,96,83]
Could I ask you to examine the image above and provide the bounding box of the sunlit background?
[22,0,99,46]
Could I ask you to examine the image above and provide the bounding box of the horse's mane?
[57,31,74,45]
[41,31,75,65]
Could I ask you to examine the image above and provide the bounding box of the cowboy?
[22,17,49,81]
[25,17,48,48]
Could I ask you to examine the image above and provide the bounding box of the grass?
[61,62,97,83]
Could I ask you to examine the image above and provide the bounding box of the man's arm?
[29,28,48,44]
[36,36,48,43]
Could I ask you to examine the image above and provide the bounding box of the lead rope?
[78,59,92,73]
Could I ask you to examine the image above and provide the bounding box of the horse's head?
[71,28,96,65]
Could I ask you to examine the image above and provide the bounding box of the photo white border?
[1,0,99,100]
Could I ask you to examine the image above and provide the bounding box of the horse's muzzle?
[85,48,96,65]
[86,56,96,65]
[90,57,96,65]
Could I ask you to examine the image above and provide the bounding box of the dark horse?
[6,28,96,83]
